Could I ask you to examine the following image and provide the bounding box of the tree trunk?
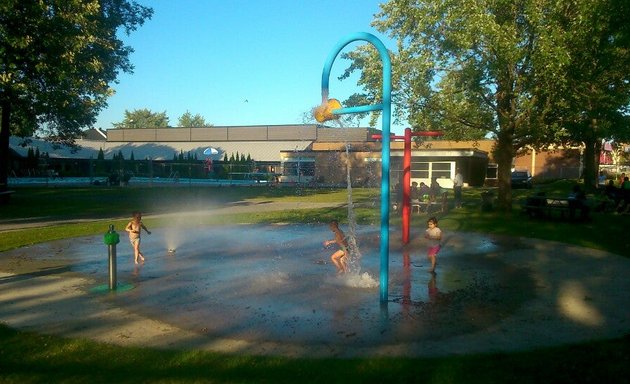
[0,100,11,191]
[582,136,600,193]
[493,75,517,212]
[494,134,515,212]
[580,117,601,193]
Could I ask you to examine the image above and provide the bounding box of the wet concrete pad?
[1,224,628,357]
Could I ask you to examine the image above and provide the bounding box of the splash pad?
[0,224,533,354]
[1,222,629,357]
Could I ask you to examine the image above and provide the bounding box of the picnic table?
[522,195,589,221]
[412,192,449,215]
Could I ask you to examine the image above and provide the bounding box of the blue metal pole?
[320,32,392,303]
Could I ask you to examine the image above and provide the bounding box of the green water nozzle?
[104,224,120,245]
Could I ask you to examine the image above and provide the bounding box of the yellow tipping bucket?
[313,98,342,122]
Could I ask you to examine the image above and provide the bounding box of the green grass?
[1,185,364,221]
[1,324,628,384]
[1,183,628,383]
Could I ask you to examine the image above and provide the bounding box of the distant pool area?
[8,176,270,187]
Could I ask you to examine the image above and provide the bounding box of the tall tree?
[342,0,610,210]
[178,111,212,128]
[549,0,630,191]
[114,108,169,128]
[0,0,152,190]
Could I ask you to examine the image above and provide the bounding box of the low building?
[8,124,581,187]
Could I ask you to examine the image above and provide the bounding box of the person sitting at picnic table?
[617,176,630,214]
[604,179,618,199]
[568,184,589,220]
[598,171,607,187]
[596,179,620,212]
[429,178,442,202]
[419,182,431,200]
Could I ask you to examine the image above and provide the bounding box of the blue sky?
[95,0,406,134]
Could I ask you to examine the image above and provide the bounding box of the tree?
[341,0,611,210]
[114,109,169,128]
[547,0,630,191]
[26,147,38,170]
[0,0,152,190]
[95,147,105,174]
[178,111,212,127]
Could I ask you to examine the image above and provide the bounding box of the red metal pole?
[372,129,443,245]
[402,128,412,244]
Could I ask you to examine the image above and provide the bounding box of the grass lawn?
[0,183,628,383]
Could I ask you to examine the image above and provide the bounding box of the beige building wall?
[156,128,189,141]
[190,127,228,141]
[105,126,581,181]
[267,125,317,140]
[514,148,581,179]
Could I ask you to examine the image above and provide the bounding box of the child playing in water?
[125,211,151,264]
[324,220,349,274]
[424,216,442,273]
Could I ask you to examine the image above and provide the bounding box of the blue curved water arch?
[320,32,392,303]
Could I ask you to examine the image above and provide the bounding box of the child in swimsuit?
[125,211,151,264]
[324,220,349,274]
[424,216,442,273]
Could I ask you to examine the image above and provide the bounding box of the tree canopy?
[0,0,152,188]
[342,0,630,208]
[178,111,213,128]
[544,0,630,189]
[113,109,214,128]
[114,108,169,128]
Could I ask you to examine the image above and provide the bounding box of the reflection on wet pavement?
[15,224,537,348]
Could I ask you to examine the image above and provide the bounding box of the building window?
[410,161,453,180]
[410,162,429,179]
[431,162,452,179]
[486,164,498,179]
[282,158,315,181]
[281,159,315,177]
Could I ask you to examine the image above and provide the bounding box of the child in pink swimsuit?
[424,216,442,273]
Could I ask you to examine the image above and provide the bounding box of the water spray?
[314,98,342,123]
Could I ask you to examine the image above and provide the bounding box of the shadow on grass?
[1,325,628,384]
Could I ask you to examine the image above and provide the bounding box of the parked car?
[511,170,532,189]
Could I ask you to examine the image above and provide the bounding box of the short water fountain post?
[372,128,443,244]
[103,224,120,290]
[318,32,392,304]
